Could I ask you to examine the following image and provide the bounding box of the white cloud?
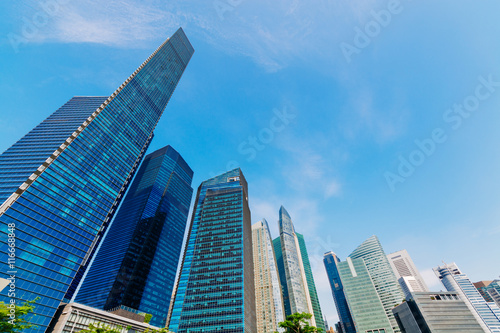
[20,0,390,71]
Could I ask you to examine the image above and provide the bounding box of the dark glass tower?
[296,233,325,330]
[75,146,193,327]
[0,28,194,331]
[323,251,355,333]
[273,237,291,316]
[167,169,256,333]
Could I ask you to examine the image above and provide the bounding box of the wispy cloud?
[18,0,389,71]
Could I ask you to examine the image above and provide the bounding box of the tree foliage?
[144,313,153,324]
[0,297,39,332]
[276,312,323,333]
[78,322,122,333]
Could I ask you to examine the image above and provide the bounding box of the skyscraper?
[167,169,256,333]
[434,262,500,332]
[323,251,355,333]
[252,219,285,333]
[387,249,428,296]
[349,235,404,333]
[393,291,486,332]
[337,257,394,332]
[474,280,500,308]
[273,237,291,316]
[0,28,194,331]
[273,206,316,326]
[75,146,193,327]
[296,232,325,330]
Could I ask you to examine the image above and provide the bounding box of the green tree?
[0,297,39,332]
[276,312,323,333]
[78,322,121,333]
[144,313,153,324]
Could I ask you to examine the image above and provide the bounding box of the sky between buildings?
[1,0,500,325]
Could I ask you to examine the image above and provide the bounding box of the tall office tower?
[323,251,355,333]
[296,232,325,330]
[274,206,316,325]
[0,27,194,331]
[75,146,193,327]
[167,169,256,333]
[434,262,500,333]
[482,281,500,307]
[392,291,485,332]
[273,237,291,316]
[252,219,285,333]
[349,235,404,333]
[474,280,500,302]
[337,257,394,332]
[387,249,428,296]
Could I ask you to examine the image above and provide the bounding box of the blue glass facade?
[0,28,194,332]
[323,251,355,333]
[75,146,193,327]
[167,169,256,333]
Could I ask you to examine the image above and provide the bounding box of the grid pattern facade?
[0,28,194,332]
[434,263,500,332]
[75,146,193,327]
[387,250,428,294]
[296,233,324,330]
[168,169,256,333]
[349,236,404,333]
[337,257,393,333]
[323,252,355,333]
[0,97,105,203]
[252,219,285,333]
[393,292,485,332]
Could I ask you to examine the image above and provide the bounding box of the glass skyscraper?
[0,28,194,332]
[273,206,317,326]
[273,237,291,316]
[337,257,394,333]
[75,146,193,327]
[323,251,355,333]
[296,232,325,330]
[349,235,404,333]
[434,262,500,332]
[252,219,285,333]
[167,169,256,333]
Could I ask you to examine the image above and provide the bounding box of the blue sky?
[2,0,500,325]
